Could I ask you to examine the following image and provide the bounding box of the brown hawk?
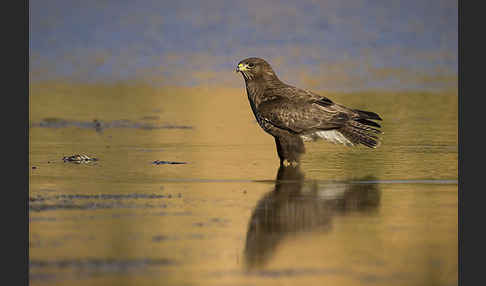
[236,57,383,167]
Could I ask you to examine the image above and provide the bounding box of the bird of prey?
[236,57,383,167]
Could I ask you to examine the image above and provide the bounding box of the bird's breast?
[244,83,277,134]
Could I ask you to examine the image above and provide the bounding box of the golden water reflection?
[245,166,381,269]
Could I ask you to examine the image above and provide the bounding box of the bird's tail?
[352,109,383,121]
[339,110,383,148]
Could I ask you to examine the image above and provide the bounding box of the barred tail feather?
[339,120,382,148]
[353,109,383,121]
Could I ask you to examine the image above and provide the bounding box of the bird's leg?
[275,135,305,167]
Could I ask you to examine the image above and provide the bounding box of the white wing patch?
[301,130,354,146]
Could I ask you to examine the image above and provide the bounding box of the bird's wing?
[267,85,330,101]
[266,85,340,108]
[258,97,350,134]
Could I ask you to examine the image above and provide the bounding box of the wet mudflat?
[29,83,458,286]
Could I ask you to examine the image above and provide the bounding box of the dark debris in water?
[31,193,168,201]
[152,235,170,242]
[192,217,230,228]
[152,160,187,165]
[59,193,167,200]
[31,118,192,132]
[29,193,176,212]
[29,202,137,212]
[63,154,98,163]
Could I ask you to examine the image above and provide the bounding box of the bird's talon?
[282,159,298,167]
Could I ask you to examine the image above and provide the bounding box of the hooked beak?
[235,63,248,73]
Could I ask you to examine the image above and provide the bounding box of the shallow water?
[29,83,458,285]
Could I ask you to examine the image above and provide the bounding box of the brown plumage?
[236,57,383,166]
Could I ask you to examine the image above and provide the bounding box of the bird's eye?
[248,63,255,68]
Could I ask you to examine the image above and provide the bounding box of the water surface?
[29,83,458,285]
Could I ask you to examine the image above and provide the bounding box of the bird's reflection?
[244,165,381,269]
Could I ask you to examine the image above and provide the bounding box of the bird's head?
[236,57,277,81]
